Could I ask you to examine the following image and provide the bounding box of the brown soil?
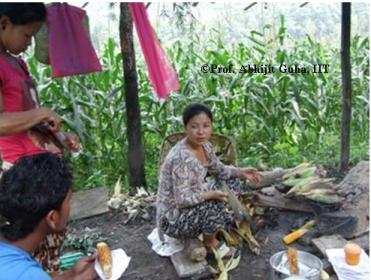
[64,164,368,279]
[66,206,321,280]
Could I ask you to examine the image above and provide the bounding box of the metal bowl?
[270,250,323,280]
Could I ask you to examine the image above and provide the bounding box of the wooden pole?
[340,2,352,172]
[119,3,147,188]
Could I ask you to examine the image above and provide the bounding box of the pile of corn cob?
[282,162,343,204]
[107,178,155,223]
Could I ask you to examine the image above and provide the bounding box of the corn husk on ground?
[283,162,343,204]
[235,220,261,254]
[212,181,261,279]
[212,206,260,279]
[217,229,242,247]
[212,246,241,280]
[107,177,155,223]
[220,180,261,254]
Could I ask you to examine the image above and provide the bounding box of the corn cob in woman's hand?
[96,242,112,279]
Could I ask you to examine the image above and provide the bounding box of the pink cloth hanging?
[129,3,179,100]
[47,3,102,78]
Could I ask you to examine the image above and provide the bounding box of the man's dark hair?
[182,103,213,126]
[0,3,46,25]
[0,153,72,241]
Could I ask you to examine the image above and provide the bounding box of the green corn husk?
[283,166,317,184]
[282,162,312,180]
[297,166,317,178]
[217,228,242,247]
[212,246,241,280]
[286,177,335,195]
[284,175,318,188]
[301,189,343,204]
[220,181,251,222]
[302,188,336,196]
[236,221,260,255]
[295,179,335,195]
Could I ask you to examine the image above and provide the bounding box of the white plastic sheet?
[326,248,370,280]
[147,227,184,256]
[94,248,131,280]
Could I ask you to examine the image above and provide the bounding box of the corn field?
[26,18,369,191]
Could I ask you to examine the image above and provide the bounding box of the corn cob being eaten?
[96,242,112,279]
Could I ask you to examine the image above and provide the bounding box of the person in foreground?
[156,103,262,258]
[0,3,80,274]
[0,153,98,280]
[0,2,80,163]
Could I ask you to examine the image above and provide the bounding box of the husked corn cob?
[283,220,315,245]
[97,242,112,279]
[288,247,299,275]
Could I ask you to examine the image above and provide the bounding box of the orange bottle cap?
[344,243,361,254]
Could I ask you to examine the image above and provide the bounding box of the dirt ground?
[66,206,328,280]
[65,166,365,280]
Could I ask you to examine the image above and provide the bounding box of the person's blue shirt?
[0,242,51,280]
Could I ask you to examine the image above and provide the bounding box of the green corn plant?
[24,16,368,190]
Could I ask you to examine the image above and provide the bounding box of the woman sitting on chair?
[156,103,261,257]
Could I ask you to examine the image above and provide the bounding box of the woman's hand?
[64,132,81,152]
[202,191,228,203]
[239,167,262,184]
